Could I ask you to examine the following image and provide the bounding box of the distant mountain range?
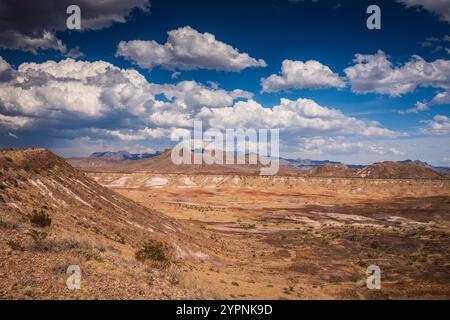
[279,157,365,170]
[67,150,450,178]
[280,157,449,174]
[90,150,162,161]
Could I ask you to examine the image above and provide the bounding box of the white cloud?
[261,59,345,92]
[92,127,168,141]
[344,50,450,96]
[171,72,181,80]
[198,98,405,138]
[116,26,267,71]
[0,58,155,118]
[149,80,253,110]
[0,114,32,131]
[7,132,18,139]
[402,89,450,113]
[401,101,430,114]
[297,137,405,156]
[367,145,406,156]
[398,0,450,23]
[430,90,450,104]
[298,137,363,155]
[0,57,255,134]
[0,56,407,160]
[421,115,450,135]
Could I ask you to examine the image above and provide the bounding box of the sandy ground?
[90,173,450,299]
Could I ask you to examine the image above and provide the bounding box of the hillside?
[306,164,357,177]
[355,161,443,179]
[0,148,206,299]
[303,162,445,179]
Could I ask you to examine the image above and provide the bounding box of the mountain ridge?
[67,149,449,178]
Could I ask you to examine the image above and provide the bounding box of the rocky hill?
[303,162,446,179]
[355,161,443,179]
[306,164,357,177]
[0,148,206,299]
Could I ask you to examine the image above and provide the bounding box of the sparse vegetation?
[135,240,171,267]
[28,209,52,227]
[6,240,24,251]
[26,230,48,244]
[114,233,126,244]
[75,248,104,262]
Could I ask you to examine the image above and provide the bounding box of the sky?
[0,0,449,165]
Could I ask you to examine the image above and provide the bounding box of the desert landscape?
[1,148,449,299]
[1,0,449,306]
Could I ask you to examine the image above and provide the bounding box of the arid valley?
[1,148,449,299]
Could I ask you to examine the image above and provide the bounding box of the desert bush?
[26,230,52,251]
[26,230,48,243]
[28,209,51,227]
[74,248,104,262]
[53,238,91,251]
[135,240,171,267]
[4,156,13,163]
[28,235,93,253]
[6,239,23,251]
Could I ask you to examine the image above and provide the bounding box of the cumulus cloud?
[421,115,450,135]
[0,57,255,134]
[398,0,450,23]
[116,26,267,71]
[198,98,405,138]
[0,0,150,53]
[149,80,253,110]
[261,59,345,92]
[0,56,405,159]
[344,50,450,96]
[0,58,156,120]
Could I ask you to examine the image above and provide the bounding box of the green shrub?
[28,209,51,227]
[135,240,170,266]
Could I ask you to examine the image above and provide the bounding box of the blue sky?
[0,0,449,165]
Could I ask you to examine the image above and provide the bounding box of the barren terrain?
[91,173,450,299]
[1,149,450,299]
